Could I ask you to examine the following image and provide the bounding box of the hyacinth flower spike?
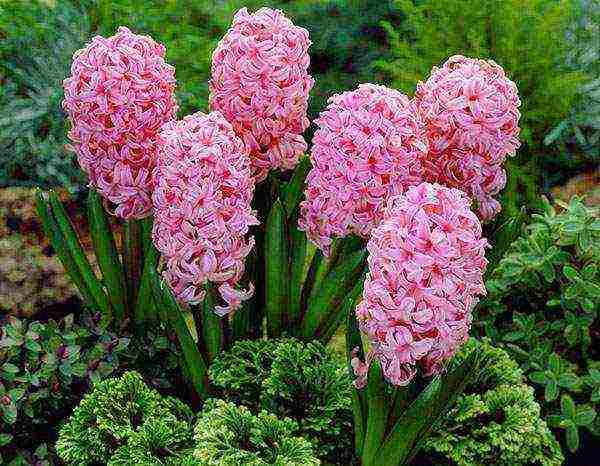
[346,183,487,466]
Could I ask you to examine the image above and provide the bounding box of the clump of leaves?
[421,339,564,466]
[193,398,319,466]
[56,371,195,465]
[478,196,599,453]
[209,338,353,465]
[0,313,129,464]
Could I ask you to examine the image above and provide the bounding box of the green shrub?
[477,196,599,453]
[0,0,91,192]
[209,338,354,465]
[0,313,129,464]
[193,399,319,466]
[422,339,564,466]
[56,371,195,465]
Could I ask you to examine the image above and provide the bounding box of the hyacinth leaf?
[35,190,95,308]
[123,219,143,312]
[135,242,160,324]
[300,248,367,339]
[318,274,365,344]
[47,190,112,319]
[373,350,481,466]
[231,251,254,341]
[346,308,367,457]
[149,266,208,400]
[309,239,343,299]
[265,199,289,338]
[281,155,311,217]
[87,189,126,321]
[201,284,223,363]
[362,360,388,466]
[288,222,317,332]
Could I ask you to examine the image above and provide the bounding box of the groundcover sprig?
[36,5,522,464]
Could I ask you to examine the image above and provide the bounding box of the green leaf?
[300,248,366,339]
[374,350,480,466]
[528,371,547,385]
[24,339,41,353]
[280,155,311,217]
[561,394,577,419]
[47,190,112,318]
[362,360,388,466]
[559,373,580,389]
[545,379,559,402]
[346,306,366,457]
[200,284,223,364]
[318,275,364,345]
[563,265,580,282]
[149,267,208,401]
[566,424,579,452]
[2,363,19,375]
[88,189,126,321]
[35,190,95,306]
[134,242,160,323]
[8,388,25,402]
[575,407,596,427]
[264,199,289,338]
[0,433,11,447]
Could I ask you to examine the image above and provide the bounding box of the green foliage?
[545,0,600,168]
[477,196,600,454]
[193,398,319,466]
[422,339,564,466]
[0,313,128,464]
[378,0,583,151]
[0,0,91,192]
[56,371,195,465]
[209,338,354,465]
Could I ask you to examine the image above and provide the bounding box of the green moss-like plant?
[56,371,195,465]
[193,399,319,466]
[209,338,353,465]
[421,339,564,466]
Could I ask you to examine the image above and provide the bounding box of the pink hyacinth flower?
[209,7,314,182]
[63,26,178,219]
[152,111,259,315]
[355,182,488,386]
[414,55,521,221]
[298,83,428,255]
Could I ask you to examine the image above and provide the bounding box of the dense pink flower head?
[209,7,314,182]
[152,111,259,315]
[355,182,488,387]
[414,55,521,221]
[63,26,178,219]
[298,84,428,255]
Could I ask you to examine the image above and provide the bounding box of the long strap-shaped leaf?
[35,190,95,308]
[373,350,481,466]
[123,219,143,312]
[362,360,389,466]
[288,223,317,333]
[300,249,366,339]
[317,269,366,344]
[346,307,367,458]
[149,267,209,400]
[47,190,112,318]
[265,199,289,337]
[200,284,223,363]
[135,241,159,323]
[87,190,126,321]
[280,155,311,217]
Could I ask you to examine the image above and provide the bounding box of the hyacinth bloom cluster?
[354,183,488,387]
[298,84,428,255]
[415,55,521,221]
[209,7,314,182]
[152,111,258,314]
[62,26,178,219]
